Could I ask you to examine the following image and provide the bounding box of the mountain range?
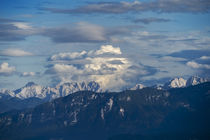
[0,76,208,113]
[0,81,102,113]
[0,82,209,140]
[1,76,208,100]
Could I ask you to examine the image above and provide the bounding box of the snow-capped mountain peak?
[186,76,208,86]
[14,82,48,99]
[1,76,209,101]
[164,77,187,89]
[12,81,102,100]
[25,82,37,87]
[0,89,15,98]
[130,84,145,90]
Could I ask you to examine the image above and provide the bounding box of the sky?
[0,0,210,90]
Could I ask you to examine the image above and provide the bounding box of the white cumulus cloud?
[200,56,210,60]
[49,51,87,61]
[49,64,81,74]
[186,61,210,69]
[21,72,35,77]
[0,49,33,57]
[12,22,32,30]
[49,45,122,61]
[95,45,122,55]
[0,62,16,76]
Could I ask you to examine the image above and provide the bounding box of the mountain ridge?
[0,82,210,140]
[0,76,209,101]
[0,76,209,113]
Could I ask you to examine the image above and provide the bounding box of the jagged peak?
[164,77,186,89]
[25,82,37,87]
[130,84,145,90]
[186,76,208,86]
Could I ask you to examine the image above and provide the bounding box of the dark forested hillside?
[0,82,210,140]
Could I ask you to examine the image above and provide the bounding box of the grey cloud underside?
[139,34,167,40]
[42,0,210,14]
[167,49,210,77]
[0,58,9,61]
[42,28,106,43]
[133,17,171,24]
[0,24,26,41]
[0,18,24,23]
[42,24,131,43]
[0,20,132,43]
[168,49,210,60]
[166,38,198,42]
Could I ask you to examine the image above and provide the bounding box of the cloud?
[49,51,87,61]
[12,22,32,30]
[19,14,34,18]
[0,17,37,42]
[0,18,23,23]
[0,62,16,76]
[0,24,25,41]
[46,45,150,90]
[0,22,36,41]
[168,49,210,60]
[0,49,33,56]
[20,72,35,77]
[42,22,131,43]
[165,49,210,77]
[42,22,106,43]
[186,60,210,77]
[49,45,121,61]
[133,17,171,24]
[0,20,134,43]
[46,64,80,74]
[95,45,122,55]
[161,56,187,62]
[186,61,210,69]
[200,56,210,60]
[42,0,210,14]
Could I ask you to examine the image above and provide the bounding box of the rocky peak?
[186,76,208,86]
[164,77,186,89]
[130,84,145,90]
[25,82,37,87]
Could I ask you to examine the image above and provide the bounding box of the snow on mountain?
[186,76,208,86]
[151,84,164,90]
[12,81,102,100]
[51,81,102,99]
[161,76,209,89]
[1,76,209,100]
[163,77,187,89]
[130,84,145,90]
[0,89,15,97]
[14,82,50,99]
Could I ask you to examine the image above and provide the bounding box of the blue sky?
[0,0,210,90]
